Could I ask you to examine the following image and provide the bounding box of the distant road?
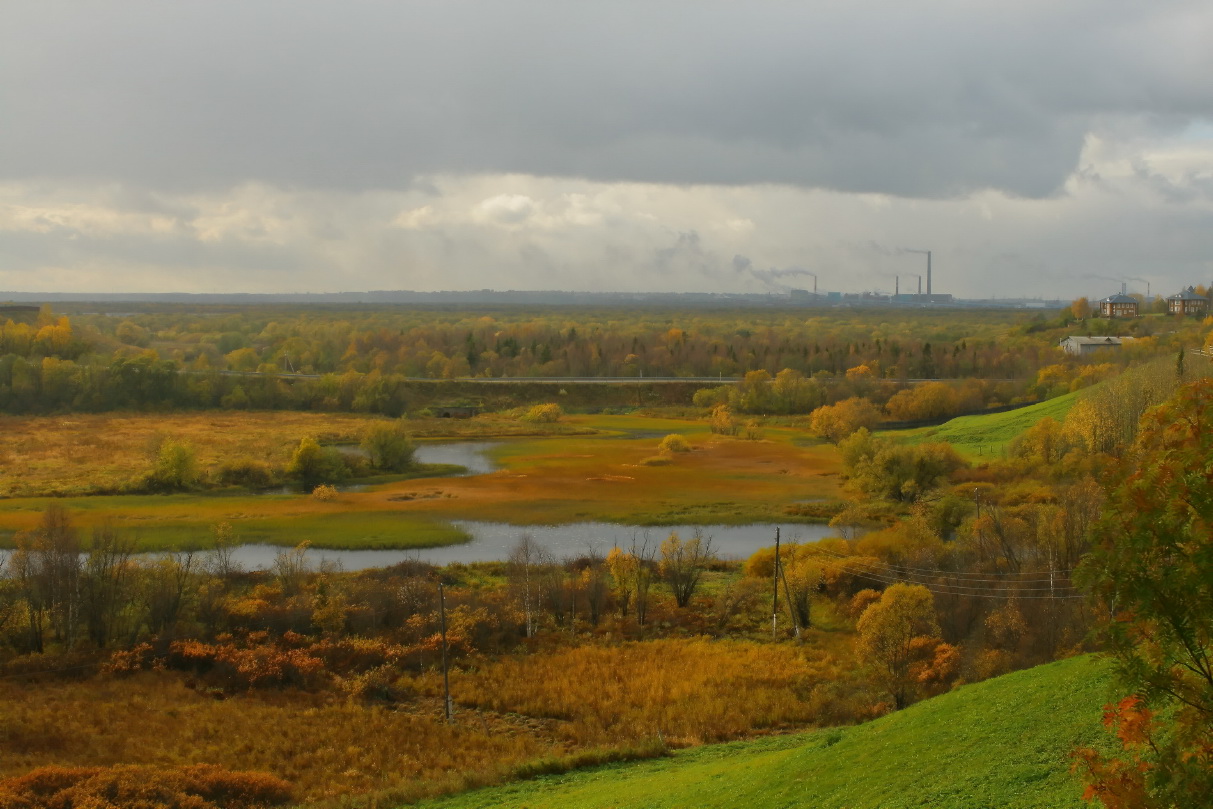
[203,371,1016,384]
[207,371,729,383]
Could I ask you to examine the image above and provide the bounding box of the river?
[0,441,839,571]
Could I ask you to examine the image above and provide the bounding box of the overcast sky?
[2,1,1211,299]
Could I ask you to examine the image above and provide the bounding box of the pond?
[411,441,500,476]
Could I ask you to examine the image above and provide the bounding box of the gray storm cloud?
[3,2,1212,298]
[3,1,1211,198]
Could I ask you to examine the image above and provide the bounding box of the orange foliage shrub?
[107,638,327,690]
[102,642,157,675]
[1072,697,1160,809]
[169,640,327,689]
[884,382,960,421]
[103,625,509,693]
[846,589,883,621]
[0,764,292,809]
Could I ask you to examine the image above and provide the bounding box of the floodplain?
[0,411,843,552]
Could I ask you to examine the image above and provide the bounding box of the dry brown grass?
[438,636,867,747]
[0,674,560,806]
[0,412,382,497]
[0,632,866,806]
[0,410,600,499]
[389,427,843,525]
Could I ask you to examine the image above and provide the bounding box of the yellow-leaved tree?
[855,583,957,710]
[810,397,881,443]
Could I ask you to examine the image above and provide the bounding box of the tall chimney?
[895,276,899,296]
[926,251,932,296]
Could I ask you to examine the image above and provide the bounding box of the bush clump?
[285,437,350,488]
[658,434,691,454]
[522,403,563,423]
[140,438,199,492]
[214,456,277,489]
[311,484,339,501]
[360,420,415,472]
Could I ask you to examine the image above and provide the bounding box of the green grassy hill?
[894,390,1083,459]
[416,655,1114,809]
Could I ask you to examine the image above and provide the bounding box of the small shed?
[1099,293,1139,319]
[1060,336,1134,356]
[1166,286,1209,317]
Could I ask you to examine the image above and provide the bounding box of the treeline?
[66,303,1169,381]
[695,369,1030,425]
[2,302,1203,415]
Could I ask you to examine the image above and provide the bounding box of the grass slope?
[894,390,1082,459]
[418,655,1114,809]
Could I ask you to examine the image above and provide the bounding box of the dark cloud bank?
[4,1,1210,198]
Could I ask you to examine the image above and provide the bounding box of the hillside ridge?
[417,654,1114,809]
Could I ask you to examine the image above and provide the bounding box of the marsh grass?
[0,414,843,549]
[0,633,863,807]
[436,635,864,748]
[0,412,388,497]
[0,674,561,805]
[0,411,598,499]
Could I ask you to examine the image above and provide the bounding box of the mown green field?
[417,654,1115,809]
[894,390,1083,459]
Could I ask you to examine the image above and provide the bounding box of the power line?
[821,561,1086,600]
[807,546,1077,582]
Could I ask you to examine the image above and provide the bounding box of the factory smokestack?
[903,249,933,298]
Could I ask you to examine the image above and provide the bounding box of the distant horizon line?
[0,289,1073,302]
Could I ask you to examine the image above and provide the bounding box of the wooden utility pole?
[771,527,781,638]
[439,582,453,723]
[779,558,801,637]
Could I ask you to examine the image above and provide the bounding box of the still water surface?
[0,441,837,571]
[0,522,834,572]
[210,521,836,571]
[412,441,500,476]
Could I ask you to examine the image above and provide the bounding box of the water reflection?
[0,521,836,573]
[412,441,500,476]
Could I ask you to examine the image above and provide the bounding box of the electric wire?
[807,546,1077,582]
[814,552,1080,592]
[821,560,1087,600]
